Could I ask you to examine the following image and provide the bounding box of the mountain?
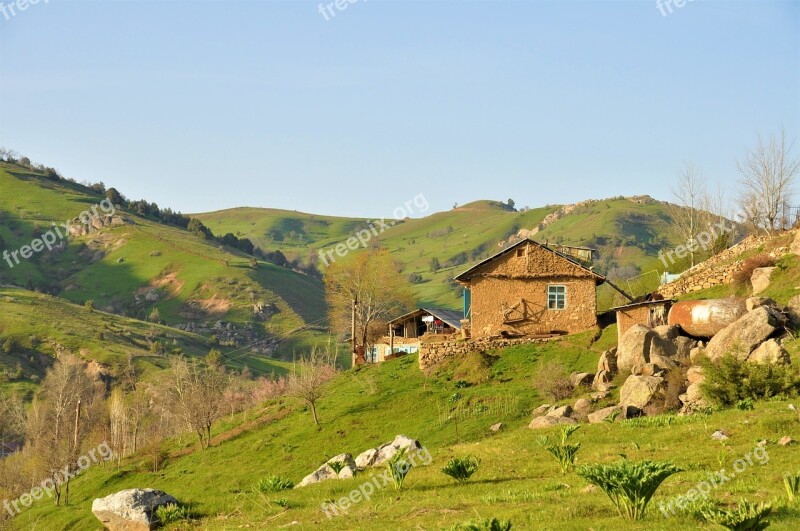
[196,196,697,310]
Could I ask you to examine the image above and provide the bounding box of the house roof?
[453,238,606,284]
[610,299,674,312]
[389,308,464,329]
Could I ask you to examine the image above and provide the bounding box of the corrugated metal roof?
[389,308,463,329]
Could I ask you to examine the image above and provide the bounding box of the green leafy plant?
[442,456,480,483]
[784,473,800,503]
[700,355,800,406]
[328,460,346,475]
[604,410,621,424]
[736,398,755,411]
[450,517,512,531]
[255,475,295,493]
[155,503,191,525]
[701,499,772,530]
[538,425,581,474]
[576,459,682,521]
[387,448,412,491]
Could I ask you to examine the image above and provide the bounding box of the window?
[547,285,566,310]
[516,248,525,257]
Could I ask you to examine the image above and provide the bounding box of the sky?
[0,0,798,218]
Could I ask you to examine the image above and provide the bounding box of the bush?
[442,456,480,483]
[155,503,190,525]
[784,473,800,503]
[700,355,800,406]
[386,448,412,491]
[733,255,776,287]
[701,499,771,530]
[84,299,95,311]
[328,460,346,475]
[532,361,573,401]
[577,460,682,521]
[538,425,581,474]
[255,475,295,493]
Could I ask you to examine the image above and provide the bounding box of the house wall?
[371,336,420,362]
[615,302,671,344]
[464,244,599,338]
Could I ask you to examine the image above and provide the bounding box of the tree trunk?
[311,401,319,426]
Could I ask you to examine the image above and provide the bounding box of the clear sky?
[1,0,798,218]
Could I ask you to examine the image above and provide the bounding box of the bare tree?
[325,250,415,362]
[167,357,229,449]
[287,346,336,426]
[737,128,800,234]
[670,162,709,268]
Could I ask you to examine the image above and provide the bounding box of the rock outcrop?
[297,454,357,487]
[705,306,779,361]
[92,489,178,531]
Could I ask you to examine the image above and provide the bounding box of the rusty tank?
[668,298,747,338]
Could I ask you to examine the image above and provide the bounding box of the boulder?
[711,430,729,441]
[787,295,800,329]
[617,325,655,373]
[297,453,357,487]
[746,297,777,312]
[751,267,777,295]
[573,398,592,416]
[587,406,622,424]
[648,354,676,372]
[653,325,681,341]
[684,382,706,406]
[528,416,577,429]
[371,435,421,467]
[748,339,790,365]
[569,372,594,388]
[92,489,178,531]
[489,422,503,433]
[354,448,379,469]
[592,370,613,391]
[547,405,573,418]
[532,404,551,417]
[690,346,706,364]
[619,375,665,410]
[686,366,705,385]
[779,436,795,446]
[597,349,618,374]
[705,307,779,361]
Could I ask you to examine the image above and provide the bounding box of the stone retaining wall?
[419,336,555,369]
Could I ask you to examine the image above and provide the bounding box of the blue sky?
[1,0,798,217]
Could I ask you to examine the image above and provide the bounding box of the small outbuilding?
[368,308,463,363]
[611,298,673,344]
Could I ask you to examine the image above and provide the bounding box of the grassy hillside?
[196,197,702,311]
[0,163,328,359]
[13,327,800,529]
[0,287,294,395]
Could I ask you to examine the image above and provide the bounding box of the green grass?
[13,332,800,529]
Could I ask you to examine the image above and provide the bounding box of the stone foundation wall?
[419,336,555,370]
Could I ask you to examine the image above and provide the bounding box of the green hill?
[12,326,800,530]
[0,163,328,360]
[196,196,700,310]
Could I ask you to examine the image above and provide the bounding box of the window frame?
[547,284,567,310]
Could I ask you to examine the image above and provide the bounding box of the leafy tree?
[287,346,336,426]
[429,256,441,273]
[507,198,515,210]
[105,187,124,205]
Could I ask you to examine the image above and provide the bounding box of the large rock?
[617,325,656,372]
[547,405,573,418]
[573,398,592,416]
[653,325,681,341]
[569,372,594,388]
[597,349,618,374]
[787,295,800,329]
[588,406,621,424]
[686,366,705,385]
[748,339,790,365]
[528,415,577,429]
[354,435,421,470]
[705,307,779,361]
[619,375,665,410]
[751,267,777,295]
[92,489,178,531]
[297,453,357,487]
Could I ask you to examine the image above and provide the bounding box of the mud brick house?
[368,308,463,363]
[454,239,606,338]
[611,298,673,344]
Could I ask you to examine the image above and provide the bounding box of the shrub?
[328,460,346,475]
[255,475,295,493]
[700,355,800,406]
[84,299,95,311]
[451,518,512,531]
[155,503,190,525]
[532,361,574,401]
[442,456,480,483]
[784,473,800,503]
[577,460,682,521]
[538,425,581,474]
[701,499,771,530]
[733,255,776,287]
[736,398,755,411]
[387,448,412,491]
